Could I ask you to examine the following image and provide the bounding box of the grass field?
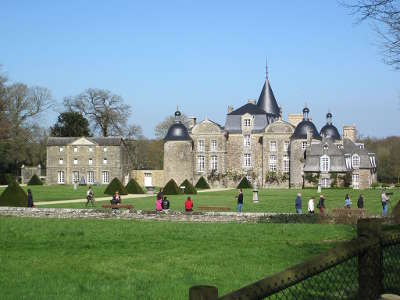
[0,217,356,299]
[45,187,400,215]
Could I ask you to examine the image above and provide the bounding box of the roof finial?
[265,57,268,79]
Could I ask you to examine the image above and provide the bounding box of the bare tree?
[154,113,189,139]
[64,88,131,137]
[344,0,400,69]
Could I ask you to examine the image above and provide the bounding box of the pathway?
[35,187,233,206]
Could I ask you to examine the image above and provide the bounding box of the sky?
[0,0,399,138]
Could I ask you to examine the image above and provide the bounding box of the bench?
[101,204,134,210]
[331,208,367,224]
[197,206,231,212]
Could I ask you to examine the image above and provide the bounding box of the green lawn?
[0,217,356,299]
[46,187,400,215]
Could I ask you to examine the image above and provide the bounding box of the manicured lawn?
[0,217,355,299]
[46,188,400,215]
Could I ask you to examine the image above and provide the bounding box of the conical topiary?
[125,178,145,194]
[236,177,253,189]
[27,174,43,185]
[0,180,28,207]
[180,179,197,194]
[195,176,210,189]
[104,177,128,195]
[163,179,181,195]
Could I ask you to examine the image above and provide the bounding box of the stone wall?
[163,141,193,185]
[131,170,164,188]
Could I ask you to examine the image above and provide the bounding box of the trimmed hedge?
[195,176,210,189]
[236,177,253,189]
[180,179,197,194]
[0,180,28,207]
[125,178,145,194]
[27,174,43,185]
[163,179,181,195]
[104,177,128,195]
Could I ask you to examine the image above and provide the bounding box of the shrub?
[180,179,197,194]
[236,177,253,189]
[163,179,181,195]
[104,177,128,195]
[371,182,380,189]
[395,183,400,188]
[0,180,28,207]
[27,174,43,185]
[125,178,145,194]
[0,173,16,185]
[195,176,210,189]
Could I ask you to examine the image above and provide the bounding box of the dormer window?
[352,154,360,169]
[244,119,251,127]
[320,155,330,172]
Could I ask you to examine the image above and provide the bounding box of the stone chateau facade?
[164,72,377,189]
[46,137,130,185]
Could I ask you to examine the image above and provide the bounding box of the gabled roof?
[256,78,280,116]
[228,103,267,115]
[47,137,123,146]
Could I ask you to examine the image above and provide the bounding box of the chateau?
[164,72,377,189]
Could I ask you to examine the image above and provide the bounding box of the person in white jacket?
[308,197,315,214]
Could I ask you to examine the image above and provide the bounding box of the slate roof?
[292,120,322,140]
[228,103,267,115]
[164,123,192,141]
[47,137,123,146]
[256,78,280,116]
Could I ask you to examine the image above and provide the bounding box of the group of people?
[295,193,326,214]
[155,188,194,212]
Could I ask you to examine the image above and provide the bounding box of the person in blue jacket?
[295,193,302,214]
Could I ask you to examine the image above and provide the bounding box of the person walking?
[308,196,315,214]
[27,189,34,208]
[317,194,325,214]
[295,193,302,214]
[185,196,194,212]
[85,186,95,207]
[162,196,170,211]
[381,190,390,217]
[357,194,364,209]
[344,194,352,209]
[236,189,244,213]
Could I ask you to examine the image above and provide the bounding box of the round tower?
[163,109,194,186]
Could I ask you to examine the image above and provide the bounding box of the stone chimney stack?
[227,106,234,114]
[306,129,312,146]
[288,114,303,127]
[187,117,197,129]
[343,125,356,142]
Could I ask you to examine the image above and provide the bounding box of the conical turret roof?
[256,77,280,116]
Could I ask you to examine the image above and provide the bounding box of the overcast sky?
[1,0,399,138]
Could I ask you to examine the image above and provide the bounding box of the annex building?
[164,71,377,189]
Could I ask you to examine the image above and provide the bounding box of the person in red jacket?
[185,197,194,212]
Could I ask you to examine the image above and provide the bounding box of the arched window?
[352,154,360,169]
[320,155,330,172]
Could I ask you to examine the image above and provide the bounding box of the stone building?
[164,70,377,189]
[46,137,130,185]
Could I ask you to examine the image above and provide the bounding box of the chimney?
[288,114,303,127]
[343,125,356,142]
[306,129,312,146]
[227,106,234,114]
[187,117,197,129]
[248,99,256,105]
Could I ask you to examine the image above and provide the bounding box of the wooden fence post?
[357,218,383,299]
[189,285,218,300]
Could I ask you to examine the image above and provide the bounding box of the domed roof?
[320,112,341,141]
[292,107,321,140]
[164,109,192,141]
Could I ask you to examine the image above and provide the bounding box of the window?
[211,140,217,151]
[87,171,94,184]
[269,154,277,172]
[301,141,307,150]
[59,158,64,165]
[73,158,78,165]
[211,155,218,171]
[73,147,78,153]
[59,147,64,152]
[320,155,330,172]
[102,171,109,184]
[88,147,93,152]
[72,171,79,183]
[352,154,360,169]
[243,135,251,147]
[269,141,277,152]
[244,119,251,127]
[103,147,107,152]
[198,140,205,152]
[321,178,329,188]
[244,153,251,167]
[284,141,289,152]
[197,156,205,172]
[283,155,290,173]
[57,171,65,184]
[352,174,360,189]
[103,158,107,165]
[88,158,93,165]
